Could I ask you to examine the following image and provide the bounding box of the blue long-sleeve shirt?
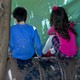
[10,24,42,60]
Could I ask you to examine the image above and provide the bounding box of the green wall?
[11,0,80,58]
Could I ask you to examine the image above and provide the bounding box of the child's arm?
[42,35,55,54]
[33,27,42,57]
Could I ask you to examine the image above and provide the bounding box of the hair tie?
[52,6,58,11]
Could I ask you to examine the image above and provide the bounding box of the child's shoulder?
[27,24,37,30]
[69,21,74,28]
[10,24,16,28]
[47,26,55,35]
[10,24,18,30]
[10,24,37,31]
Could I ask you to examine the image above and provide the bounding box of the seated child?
[42,6,78,58]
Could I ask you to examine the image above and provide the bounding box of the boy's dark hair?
[13,7,27,22]
[50,7,76,40]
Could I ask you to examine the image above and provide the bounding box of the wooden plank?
[0,0,11,80]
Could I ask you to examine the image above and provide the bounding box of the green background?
[11,0,80,58]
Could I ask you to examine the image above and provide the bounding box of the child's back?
[10,24,42,60]
[56,26,77,56]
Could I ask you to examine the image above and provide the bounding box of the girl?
[43,6,78,58]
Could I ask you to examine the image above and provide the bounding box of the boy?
[9,7,42,79]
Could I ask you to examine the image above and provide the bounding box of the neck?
[17,21,26,24]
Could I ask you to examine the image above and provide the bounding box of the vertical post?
[0,0,11,80]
